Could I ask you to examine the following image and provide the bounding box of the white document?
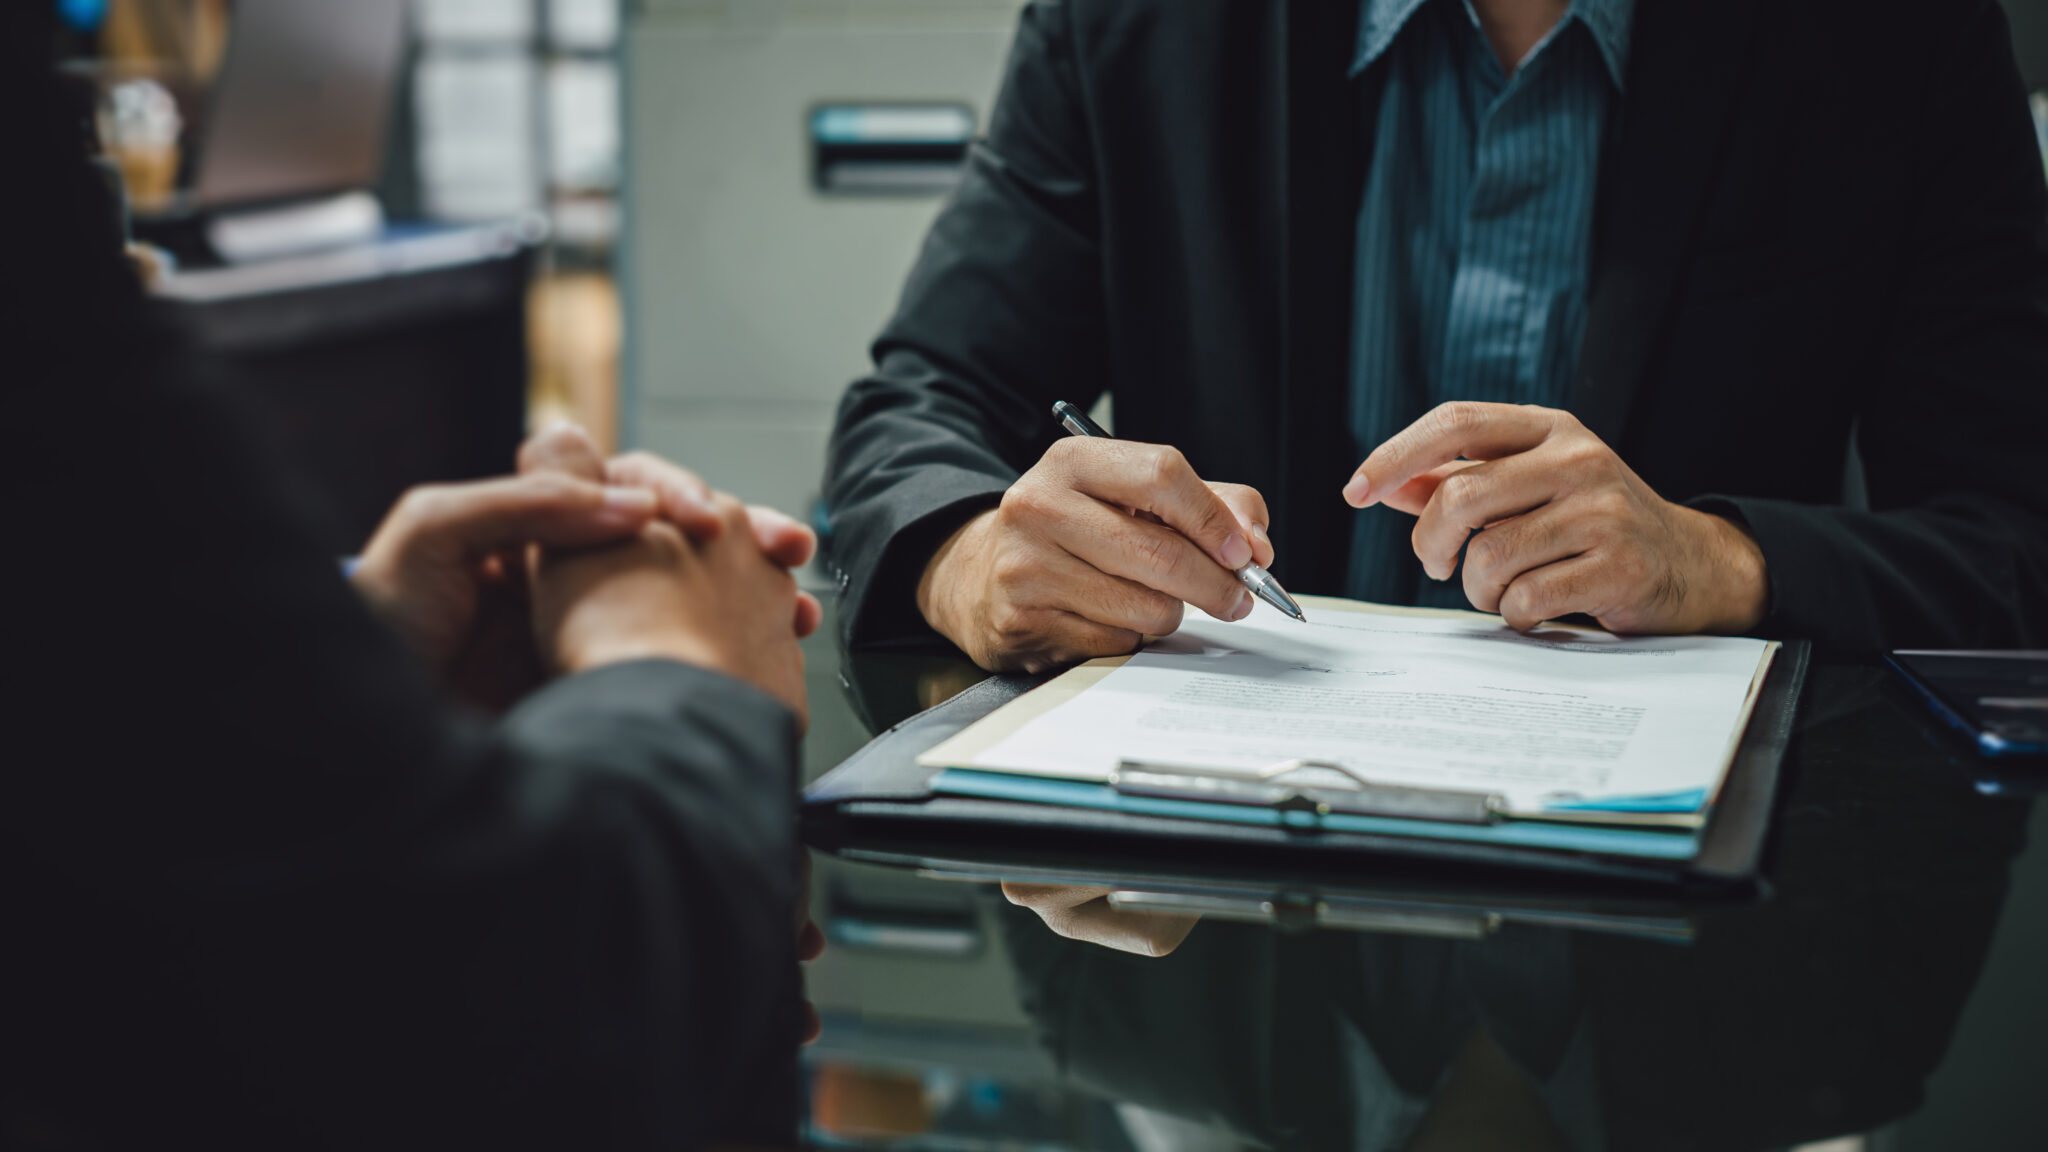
[929,601,1774,817]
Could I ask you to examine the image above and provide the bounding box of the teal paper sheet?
[1545,787,1710,814]
[931,769,1702,861]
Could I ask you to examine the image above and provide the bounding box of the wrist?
[1701,512,1769,634]
[917,509,997,646]
[562,631,725,677]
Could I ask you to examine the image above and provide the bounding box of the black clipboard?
[804,640,1810,888]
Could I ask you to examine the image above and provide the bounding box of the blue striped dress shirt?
[1345,0,1634,607]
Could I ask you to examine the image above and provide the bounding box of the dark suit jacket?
[5,46,799,1151]
[824,0,2048,652]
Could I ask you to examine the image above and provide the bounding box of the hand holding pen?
[912,399,1302,674]
[1053,401,1304,623]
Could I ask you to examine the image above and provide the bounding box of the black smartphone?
[1886,650,2048,757]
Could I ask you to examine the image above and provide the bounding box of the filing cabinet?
[623,0,1026,576]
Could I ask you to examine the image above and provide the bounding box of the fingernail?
[1232,590,1254,621]
[544,418,589,438]
[602,486,657,512]
[1342,474,1371,506]
[1221,532,1252,569]
[665,484,714,519]
[1252,523,1271,550]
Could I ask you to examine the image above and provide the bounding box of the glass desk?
[794,605,2048,1150]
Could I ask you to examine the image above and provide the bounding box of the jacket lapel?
[1574,0,1767,447]
[1277,0,1366,591]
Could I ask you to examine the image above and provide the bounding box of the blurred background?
[49,0,2048,582]
[57,0,1025,585]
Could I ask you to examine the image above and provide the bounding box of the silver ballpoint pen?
[1052,401,1307,623]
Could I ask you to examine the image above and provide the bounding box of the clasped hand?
[352,423,827,1040]
[351,423,820,724]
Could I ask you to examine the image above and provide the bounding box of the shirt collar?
[1351,0,1635,91]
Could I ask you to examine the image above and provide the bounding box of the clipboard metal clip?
[1107,758,1505,827]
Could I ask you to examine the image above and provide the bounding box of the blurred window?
[411,0,620,255]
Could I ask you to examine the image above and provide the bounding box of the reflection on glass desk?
[796,603,2048,1150]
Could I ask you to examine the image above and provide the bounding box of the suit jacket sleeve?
[1697,1,2048,650]
[9,83,801,1149]
[823,0,1111,647]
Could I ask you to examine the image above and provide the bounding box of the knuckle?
[1565,440,1612,473]
[1584,488,1628,521]
[1499,587,1532,627]
[1438,472,1481,520]
[1436,401,1482,435]
[1144,444,1189,488]
[396,484,455,525]
[1465,530,1503,575]
[988,602,1034,644]
[1503,580,1550,628]
[514,433,559,471]
[990,549,1034,594]
[999,478,1052,522]
[519,422,592,467]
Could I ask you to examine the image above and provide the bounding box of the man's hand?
[1343,402,1768,634]
[520,427,811,726]
[1001,884,1200,957]
[918,439,1276,673]
[603,450,824,642]
[351,472,661,709]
